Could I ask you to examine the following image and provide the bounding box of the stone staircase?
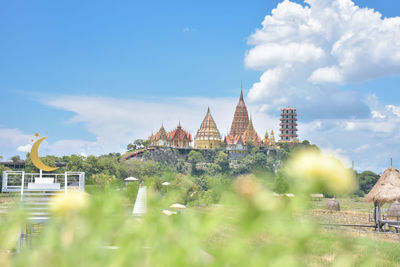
[22,191,64,222]
[18,190,64,249]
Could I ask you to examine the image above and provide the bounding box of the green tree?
[127,143,136,151]
[215,151,229,173]
[176,158,186,173]
[252,153,268,170]
[83,156,100,179]
[122,160,159,181]
[188,150,203,174]
[358,170,380,194]
[66,155,85,172]
[91,173,117,188]
[41,156,61,173]
[274,172,289,193]
[246,140,254,151]
[133,139,149,149]
[142,140,150,148]
[10,155,21,162]
[24,153,36,173]
[126,182,139,201]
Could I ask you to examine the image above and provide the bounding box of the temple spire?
[240,82,244,101]
[228,83,249,137]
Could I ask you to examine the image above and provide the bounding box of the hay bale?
[326,198,340,211]
[387,200,400,217]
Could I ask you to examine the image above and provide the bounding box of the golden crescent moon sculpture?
[30,137,58,172]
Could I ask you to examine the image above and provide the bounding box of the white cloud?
[245,0,400,118]
[243,0,400,172]
[17,144,32,153]
[298,96,400,172]
[245,42,325,70]
[0,128,32,147]
[308,66,343,84]
[354,144,369,153]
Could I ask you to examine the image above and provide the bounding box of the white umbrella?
[162,181,170,186]
[125,177,139,181]
[162,209,177,216]
[169,203,186,210]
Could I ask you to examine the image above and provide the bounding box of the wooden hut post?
[378,203,382,231]
[373,202,377,228]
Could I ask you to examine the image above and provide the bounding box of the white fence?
[2,171,85,193]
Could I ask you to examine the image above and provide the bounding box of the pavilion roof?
[169,123,192,142]
[365,167,400,204]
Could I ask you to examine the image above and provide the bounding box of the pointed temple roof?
[169,122,193,142]
[229,86,249,138]
[263,130,269,144]
[195,108,221,141]
[225,135,243,145]
[148,131,155,143]
[264,130,269,140]
[241,118,261,145]
[152,124,169,141]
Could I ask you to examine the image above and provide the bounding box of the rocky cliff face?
[141,147,191,164]
[135,146,280,174]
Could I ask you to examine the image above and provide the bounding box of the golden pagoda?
[269,130,276,145]
[241,117,261,146]
[263,130,278,148]
[194,107,222,149]
[262,131,269,146]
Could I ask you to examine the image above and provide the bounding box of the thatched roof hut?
[326,198,340,211]
[387,200,400,217]
[365,167,400,204]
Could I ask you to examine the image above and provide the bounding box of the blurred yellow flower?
[49,191,89,217]
[285,150,357,194]
[234,174,279,211]
[234,174,260,198]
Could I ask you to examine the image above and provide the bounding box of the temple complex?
[169,122,192,148]
[194,108,222,149]
[145,84,300,153]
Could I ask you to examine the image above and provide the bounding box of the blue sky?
[1,0,400,172]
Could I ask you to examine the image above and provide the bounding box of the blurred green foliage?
[1,170,399,266]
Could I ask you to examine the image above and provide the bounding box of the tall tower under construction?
[279,107,298,142]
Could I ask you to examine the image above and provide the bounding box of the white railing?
[1,171,85,193]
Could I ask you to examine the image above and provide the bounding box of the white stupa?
[132,184,147,216]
